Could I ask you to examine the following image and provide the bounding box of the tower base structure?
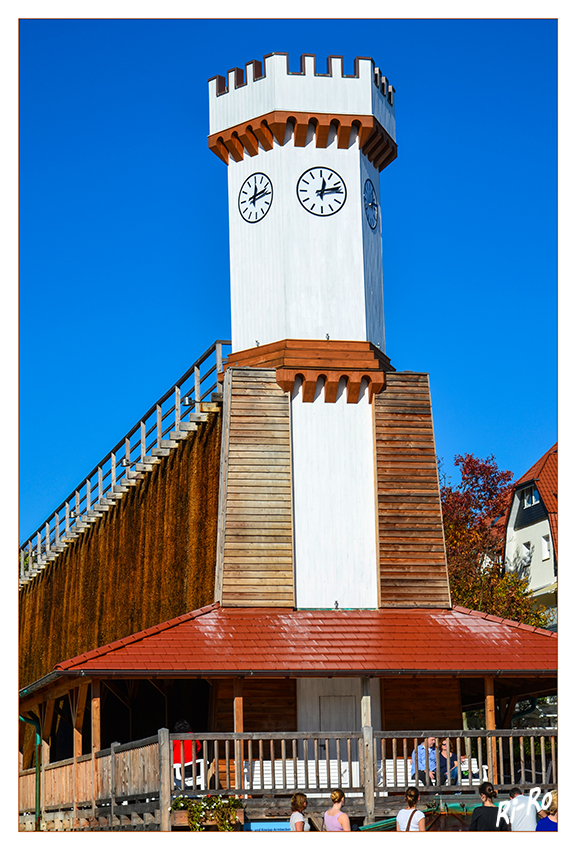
[215,340,451,610]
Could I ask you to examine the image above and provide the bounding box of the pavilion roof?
[52,602,557,679]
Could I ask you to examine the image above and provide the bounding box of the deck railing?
[19,727,558,830]
[372,729,557,792]
[19,340,231,586]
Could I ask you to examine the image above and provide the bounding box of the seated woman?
[438,739,459,784]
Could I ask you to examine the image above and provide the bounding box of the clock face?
[364,179,378,229]
[296,167,347,217]
[238,173,273,223]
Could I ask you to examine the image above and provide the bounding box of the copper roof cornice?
[208,110,397,172]
[221,339,395,403]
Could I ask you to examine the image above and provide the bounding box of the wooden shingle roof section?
[374,372,451,608]
[215,368,295,607]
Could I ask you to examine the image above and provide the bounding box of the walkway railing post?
[110,741,119,829]
[158,728,172,832]
[362,725,375,823]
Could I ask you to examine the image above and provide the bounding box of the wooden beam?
[484,676,496,729]
[74,683,89,759]
[233,678,244,792]
[361,677,372,728]
[484,676,498,783]
[233,678,244,733]
[102,679,131,709]
[91,679,101,754]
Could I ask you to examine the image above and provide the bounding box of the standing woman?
[396,787,426,832]
[469,781,509,831]
[290,793,310,832]
[323,789,351,832]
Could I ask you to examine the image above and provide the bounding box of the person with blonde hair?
[323,789,351,831]
[396,786,426,832]
[290,792,310,832]
[469,781,509,831]
[536,790,557,831]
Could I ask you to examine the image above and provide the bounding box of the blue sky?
[18,17,557,541]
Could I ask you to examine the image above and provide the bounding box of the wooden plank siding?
[213,679,297,734]
[216,369,295,607]
[380,678,463,732]
[374,372,451,607]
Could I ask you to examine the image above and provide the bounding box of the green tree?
[440,453,551,628]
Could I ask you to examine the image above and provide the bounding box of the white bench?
[243,759,362,793]
[173,759,206,790]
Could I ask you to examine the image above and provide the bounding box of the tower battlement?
[208,53,396,142]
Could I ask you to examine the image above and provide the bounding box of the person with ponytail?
[396,786,426,832]
[323,789,351,831]
[469,781,510,831]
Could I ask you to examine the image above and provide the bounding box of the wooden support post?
[110,740,119,827]
[70,683,88,823]
[484,676,498,783]
[234,678,244,791]
[361,678,375,823]
[158,728,172,832]
[91,680,101,819]
[361,677,372,728]
[91,680,101,754]
[40,699,55,823]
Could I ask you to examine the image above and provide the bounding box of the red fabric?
[172,739,201,763]
[55,602,556,676]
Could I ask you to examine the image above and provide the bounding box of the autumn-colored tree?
[440,453,550,628]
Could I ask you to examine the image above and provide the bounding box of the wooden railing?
[19,733,168,831]
[19,340,231,585]
[171,732,365,796]
[372,729,557,793]
[171,729,557,798]
[19,727,558,830]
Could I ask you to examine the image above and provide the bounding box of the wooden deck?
[19,728,557,831]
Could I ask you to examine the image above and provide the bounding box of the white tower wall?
[291,377,379,609]
[227,131,385,352]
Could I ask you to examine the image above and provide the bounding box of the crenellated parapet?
[208,53,396,171]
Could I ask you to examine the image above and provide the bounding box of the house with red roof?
[502,444,558,629]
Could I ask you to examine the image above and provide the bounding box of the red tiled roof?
[508,443,558,555]
[53,603,556,677]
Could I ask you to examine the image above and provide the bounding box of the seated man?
[410,737,437,785]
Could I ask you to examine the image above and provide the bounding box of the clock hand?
[322,186,343,196]
[316,177,327,199]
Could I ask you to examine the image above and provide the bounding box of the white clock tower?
[209,53,409,614]
[208,53,397,354]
